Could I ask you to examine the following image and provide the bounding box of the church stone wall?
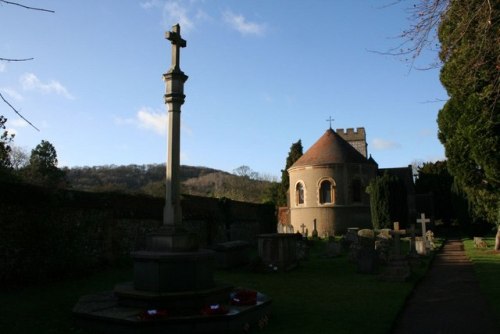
[288,162,376,236]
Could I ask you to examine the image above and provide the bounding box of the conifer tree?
[436,0,499,225]
[277,140,303,206]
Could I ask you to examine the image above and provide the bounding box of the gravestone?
[380,222,410,282]
[375,232,391,264]
[417,213,431,250]
[357,247,379,274]
[407,224,418,257]
[312,219,319,239]
[426,230,436,249]
[354,230,377,273]
[343,227,359,254]
[300,223,306,237]
[296,236,309,261]
[474,237,488,248]
[415,236,427,255]
[323,240,342,258]
[213,240,250,269]
[257,233,299,271]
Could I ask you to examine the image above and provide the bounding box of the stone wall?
[0,181,275,285]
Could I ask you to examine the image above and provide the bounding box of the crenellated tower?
[336,127,367,158]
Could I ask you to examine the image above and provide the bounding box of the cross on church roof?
[326,116,334,129]
[165,24,186,73]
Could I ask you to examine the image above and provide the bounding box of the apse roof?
[289,128,370,169]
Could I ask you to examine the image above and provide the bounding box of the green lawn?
[0,240,434,334]
[463,237,500,323]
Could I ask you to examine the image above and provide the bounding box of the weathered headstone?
[357,247,379,274]
[257,233,299,271]
[213,240,250,269]
[426,230,436,249]
[415,236,427,255]
[323,240,342,258]
[474,237,488,248]
[312,219,319,239]
[380,222,410,282]
[407,224,418,257]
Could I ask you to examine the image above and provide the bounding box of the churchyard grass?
[0,240,435,334]
[217,240,433,334]
[463,237,500,323]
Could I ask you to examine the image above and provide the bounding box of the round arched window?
[296,182,305,205]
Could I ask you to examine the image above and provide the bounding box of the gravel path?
[392,239,499,334]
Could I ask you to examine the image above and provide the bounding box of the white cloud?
[137,107,167,135]
[163,1,195,32]
[20,72,74,99]
[222,10,266,36]
[372,138,401,150]
[140,0,161,9]
[1,87,23,101]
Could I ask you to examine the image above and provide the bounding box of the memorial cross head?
[165,24,186,72]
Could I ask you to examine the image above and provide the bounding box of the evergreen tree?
[367,172,408,229]
[0,116,14,180]
[277,140,303,206]
[24,140,66,187]
[437,0,499,225]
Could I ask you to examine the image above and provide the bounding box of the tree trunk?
[495,227,500,251]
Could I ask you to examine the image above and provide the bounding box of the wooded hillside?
[64,164,277,204]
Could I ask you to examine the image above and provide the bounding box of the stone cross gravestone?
[417,213,431,249]
[300,223,306,236]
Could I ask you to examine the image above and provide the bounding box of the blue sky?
[1,0,447,177]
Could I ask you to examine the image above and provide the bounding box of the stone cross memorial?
[73,24,272,333]
[163,24,188,228]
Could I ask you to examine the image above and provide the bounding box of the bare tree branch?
[1,1,53,131]
[0,57,34,62]
[0,92,40,131]
[0,0,54,13]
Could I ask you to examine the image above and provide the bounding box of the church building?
[287,127,379,236]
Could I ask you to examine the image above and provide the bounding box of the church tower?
[336,127,367,158]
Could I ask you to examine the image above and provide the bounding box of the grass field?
[463,237,500,324]
[0,240,434,334]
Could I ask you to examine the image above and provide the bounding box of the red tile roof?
[289,128,369,169]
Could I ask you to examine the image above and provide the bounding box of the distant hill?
[64,164,277,204]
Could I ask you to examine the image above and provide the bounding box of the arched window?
[352,179,362,202]
[319,180,334,204]
[295,182,304,205]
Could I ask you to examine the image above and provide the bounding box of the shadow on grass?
[0,240,435,334]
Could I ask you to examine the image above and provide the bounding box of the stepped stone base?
[73,290,272,334]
